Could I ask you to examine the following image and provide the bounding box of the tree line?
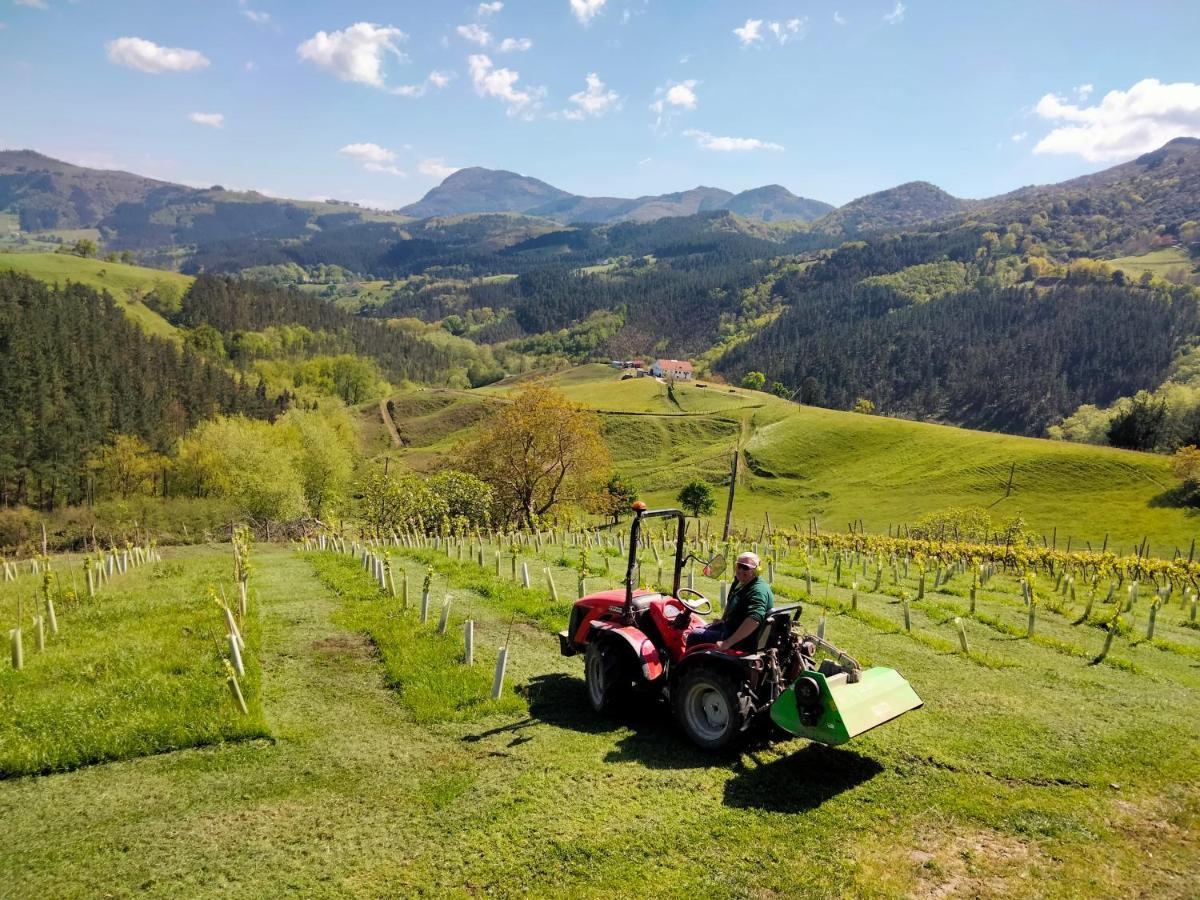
[0,272,282,509]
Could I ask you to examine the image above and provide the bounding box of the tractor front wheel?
[585,639,631,713]
[674,665,746,750]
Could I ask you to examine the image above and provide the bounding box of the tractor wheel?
[674,665,746,751]
[584,639,632,713]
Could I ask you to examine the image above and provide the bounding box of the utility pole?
[722,448,738,541]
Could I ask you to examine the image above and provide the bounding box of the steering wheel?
[676,588,712,616]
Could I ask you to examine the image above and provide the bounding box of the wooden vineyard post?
[851,581,858,611]
[544,568,558,602]
[955,617,969,654]
[438,596,451,635]
[901,594,911,631]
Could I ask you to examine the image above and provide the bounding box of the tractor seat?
[751,604,802,652]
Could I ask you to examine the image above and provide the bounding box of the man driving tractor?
[686,551,774,651]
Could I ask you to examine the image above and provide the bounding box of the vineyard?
[2,517,1196,896]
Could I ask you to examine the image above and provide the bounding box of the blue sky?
[2,1,1199,209]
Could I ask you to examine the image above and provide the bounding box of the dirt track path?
[379,398,402,448]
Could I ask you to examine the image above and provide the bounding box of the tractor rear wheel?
[585,639,632,713]
[674,665,746,751]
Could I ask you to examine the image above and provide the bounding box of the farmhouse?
[651,358,693,380]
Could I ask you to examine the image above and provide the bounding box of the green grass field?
[1107,247,1196,280]
[0,547,265,776]
[3,538,1194,896]
[0,252,188,338]
[383,367,1200,554]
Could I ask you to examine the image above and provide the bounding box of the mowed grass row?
[321,532,1200,893]
[1,540,1195,896]
[362,529,1200,788]
[0,546,266,776]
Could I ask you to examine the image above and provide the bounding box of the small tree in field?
[741,371,766,391]
[589,473,639,525]
[677,480,715,526]
[467,384,610,528]
[853,397,876,415]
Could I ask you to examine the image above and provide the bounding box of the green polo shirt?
[724,575,774,633]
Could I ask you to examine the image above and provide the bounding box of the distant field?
[0,252,187,339]
[1107,246,1196,279]
[483,363,764,415]
[386,366,1200,553]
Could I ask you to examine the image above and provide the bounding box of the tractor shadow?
[722,744,883,813]
[498,672,723,769]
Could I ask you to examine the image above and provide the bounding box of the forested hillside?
[181,275,459,385]
[716,229,1200,433]
[0,272,280,508]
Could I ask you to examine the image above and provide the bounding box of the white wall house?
[651,359,693,380]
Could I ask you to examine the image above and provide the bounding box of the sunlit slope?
[384,367,1196,552]
[727,405,1190,552]
[482,363,767,414]
[0,252,187,339]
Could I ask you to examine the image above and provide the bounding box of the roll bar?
[623,504,686,625]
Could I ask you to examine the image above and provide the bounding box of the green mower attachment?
[770,666,923,746]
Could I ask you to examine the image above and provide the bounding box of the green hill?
[0,252,186,338]
[379,366,1199,553]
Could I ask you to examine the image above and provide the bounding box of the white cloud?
[478,1,503,14]
[683,129,784,152]
[768,18,806,44]
[189,112,224,128]
[106,37,211,74]
[883,2,906,24]
[1011,132,1027,142]
[0,22,7,29]
[14,0,48,8]
[244,60,256,72]
[498,36,532,52]
[297,23,407,89]
[457,23,492,46]
[468,53,543,116]
[570,0,606,25]
[650,79,698,127]
[1032,78,1200,162]
[564,72,620,120]
[1076,83,1094,100]
[419,158,459,179]
[637,157,652,166]
[833,11,847,25]
[391,70,453,98]
[242,9,270,26]
[338,142,405,176]
[733,18,763,46]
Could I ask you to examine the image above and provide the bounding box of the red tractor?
[558,504,922,750]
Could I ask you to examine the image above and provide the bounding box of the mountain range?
[397,167,835,224]
[3,138,1200,265]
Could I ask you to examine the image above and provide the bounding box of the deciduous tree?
[467,384,610,527]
